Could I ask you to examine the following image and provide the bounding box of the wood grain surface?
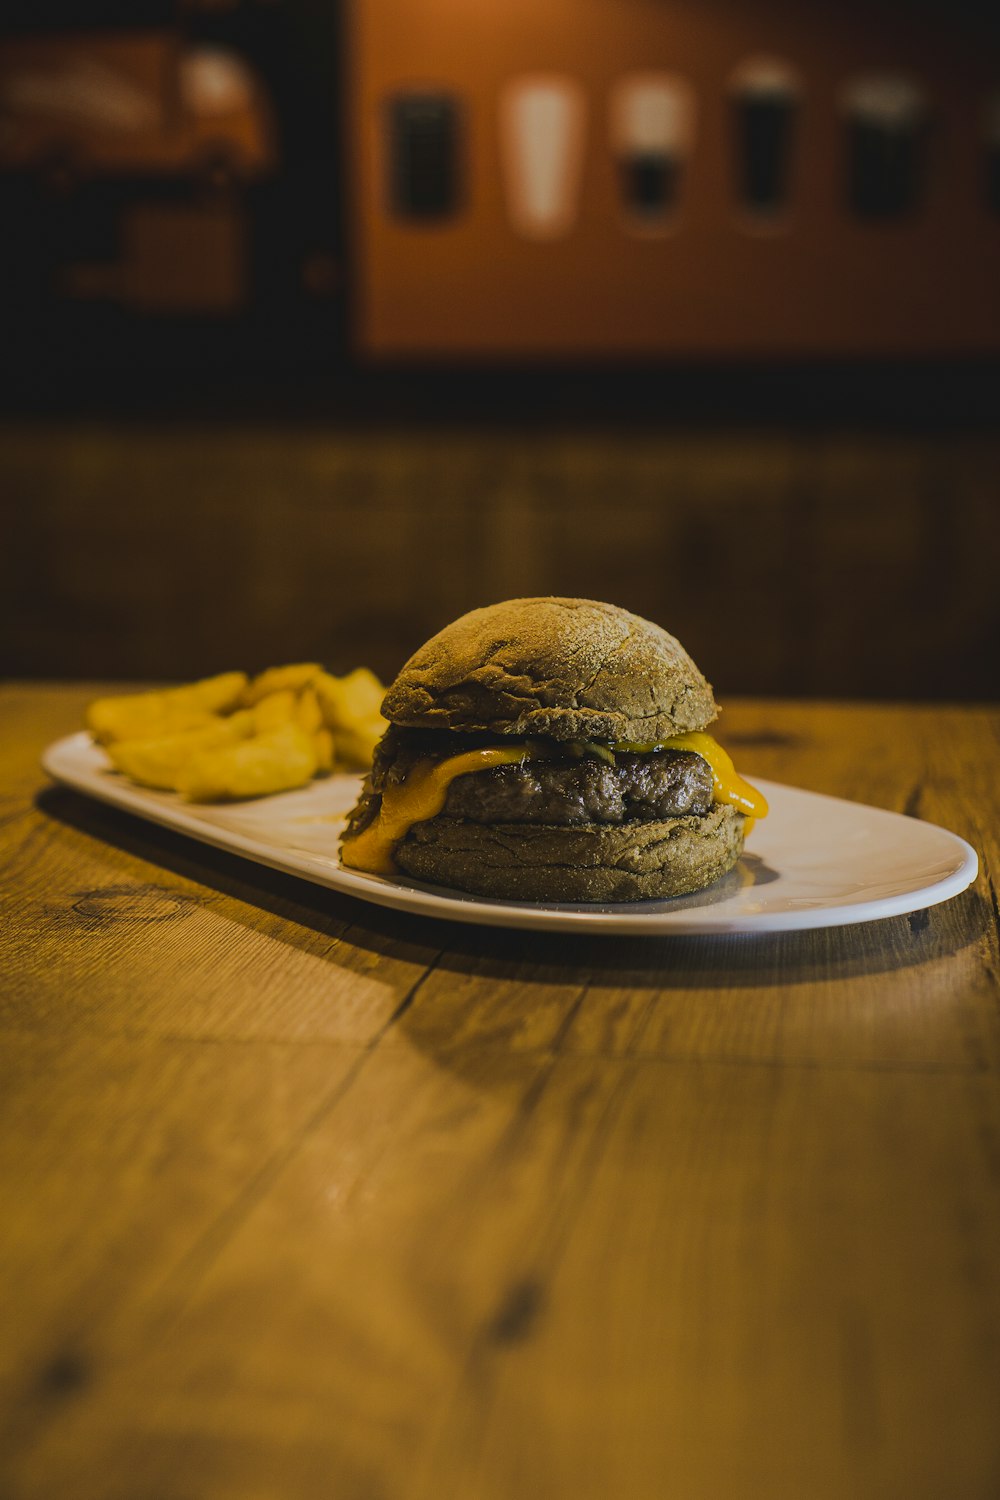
[4,423,999,702]
[2,685,999,1500]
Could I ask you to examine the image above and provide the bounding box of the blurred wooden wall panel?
[2,424,998,699]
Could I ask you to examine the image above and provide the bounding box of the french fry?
[252,689,297,734]
[242,663,322,707]
[315,668,386,769]
[89,661,385,799]
[333,718,385,772]
[296,687,323,734]
[86,672,248,745]
[315,667,385,730]
[106,712,255,791]
[177,724,319,803]
[313,728,336,774]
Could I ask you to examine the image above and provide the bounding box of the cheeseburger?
[340,597,767,902]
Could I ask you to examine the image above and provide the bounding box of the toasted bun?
[381,597,717,743]
[394,803,744,902]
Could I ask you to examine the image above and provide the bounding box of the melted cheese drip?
[341,746,531,876]
[340,733,768,876]
[614,731,769,821]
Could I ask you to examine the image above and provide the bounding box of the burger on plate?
[340,597,767,902]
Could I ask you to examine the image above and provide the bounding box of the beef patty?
[442,750,713,827]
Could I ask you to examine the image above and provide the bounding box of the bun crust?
[381,597,717,743]
[394,802,744,903]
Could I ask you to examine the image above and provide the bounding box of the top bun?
[381,597,718,742]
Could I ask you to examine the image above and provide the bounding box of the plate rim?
[40,731,980,937]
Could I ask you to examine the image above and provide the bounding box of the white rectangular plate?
[42,732,978,936]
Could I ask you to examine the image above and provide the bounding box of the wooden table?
[3,685,999,1500]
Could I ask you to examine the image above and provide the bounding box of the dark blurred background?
[2,0,998,700]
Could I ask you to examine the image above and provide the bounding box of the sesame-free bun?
[394,802,745,903]
[381,597,718,744]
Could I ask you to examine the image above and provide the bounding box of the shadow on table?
[36,784,990,994]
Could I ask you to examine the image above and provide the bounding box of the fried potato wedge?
[296,687,323,735]
[177,724,318,803]
[87,672,248,745]
[106,713,255,791]
[90,661,385,796]
[315,667,385,730]
[333,718,385,772]
[315,668,386,768]
[313,728,336,774]
[252,689,298,734]
[242,663,322,707]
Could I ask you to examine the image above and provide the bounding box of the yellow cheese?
[626,732,769,821]
[340,746,532,876]
[340,733,767,877]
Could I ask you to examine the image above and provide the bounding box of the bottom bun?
[394,802,745,903]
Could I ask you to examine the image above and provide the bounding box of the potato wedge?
[315,667,385,730]
[242,663,322,707]
[313,728,336,774]
[177,724,318,803]
[315,668,386,768]
[90,661,385,796]
[106,713,255,791]
[252,689,297,734]
[87,671,248,745]
[296,687,323,735]
[333,717,385,772]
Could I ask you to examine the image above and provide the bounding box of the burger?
[340,597,767,902]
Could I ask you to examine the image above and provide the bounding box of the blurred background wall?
[2,0,998,700]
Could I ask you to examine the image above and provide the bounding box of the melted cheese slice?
[340,734,768,877]
[341,746,531,876]
[615,732,769,821]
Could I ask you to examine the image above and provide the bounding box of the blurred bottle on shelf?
[841,74,927,219]
[386,91,461,221]
[730,56,801,223]
[499,75,586,239]
[610,73,695,232]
